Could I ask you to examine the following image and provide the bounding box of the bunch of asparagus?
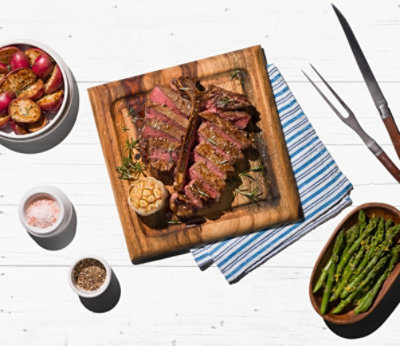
[313,210,400,315]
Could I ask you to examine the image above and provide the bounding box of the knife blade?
[332,4,400,159]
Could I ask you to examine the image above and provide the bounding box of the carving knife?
[332,4,400,159]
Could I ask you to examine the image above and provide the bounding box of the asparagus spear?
[332,255,389,314]
[313,258,332,293]
[355,217,385,275]
[320,232,345,314]
[355,245,400,314]
[330,247,365,301]
[384,218,392,232]
[341,237,390,299]
[336,217,378,276]
[358,209,367,233]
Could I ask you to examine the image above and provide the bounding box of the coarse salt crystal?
[26,197,60,229]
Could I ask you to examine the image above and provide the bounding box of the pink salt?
[26,197,60,229]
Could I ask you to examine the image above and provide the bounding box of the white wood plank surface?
[0,0,399,345]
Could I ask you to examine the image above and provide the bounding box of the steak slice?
[198,123,243,161]
[189,161,226,193]
[145,104,189,131]
[142,138,180,173]
[200,112,251,149]
[150,86,191,117]
[204,107,251,129]
[143,118,185,141]
[194,142,235,178]
[204,84,251,110]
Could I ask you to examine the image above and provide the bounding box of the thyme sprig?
[123,139,140,156]
[235,186,262,205]
[231,70,241,80]
[168,219,182,225]
[120,124,129,132]
[217,97,234,107]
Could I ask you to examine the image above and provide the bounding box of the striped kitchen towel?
[191,64,353,284]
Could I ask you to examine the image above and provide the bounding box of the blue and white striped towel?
[191,64,353,284]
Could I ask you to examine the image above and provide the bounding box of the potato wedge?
[37,90,63,113]
[0,46,20,64]
[26,114,47,132]
[24,48,44,66]
[18,79,44,100]
[0,68,37,94]
[0,114,10,129]
[45,65,63,94]
[0,62,8,74]
[10,119,28,134]
[9,97,41,123]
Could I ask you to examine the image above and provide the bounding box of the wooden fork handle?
[376,151,400,183]
[383,116,400,160]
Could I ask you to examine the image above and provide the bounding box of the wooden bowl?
[309,202,400,324]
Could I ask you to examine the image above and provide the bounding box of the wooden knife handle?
[383,116,400,159]
[376,151,400,183]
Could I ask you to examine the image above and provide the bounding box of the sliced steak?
[143,118,185,141]
[189,161,226,192]
[200,112,251,149]
[142,138,180,173]
[203,84,251,110]
[198,123,243,161]
[145,104,189,131]
[194,142,235,178]
[204,107,251,129]
[150,86,191,117]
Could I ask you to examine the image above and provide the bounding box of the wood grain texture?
[309,203,400,324]
[88,46,300,262]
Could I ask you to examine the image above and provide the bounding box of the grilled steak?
[139,77,257,220]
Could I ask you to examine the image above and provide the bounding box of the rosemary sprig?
[127,105,139,123]
[168,220,182,225]
[120,124,129,132]
[208,135,217,146]
[217,97,235,107]
[239,163,264,179]
[123,138,140,156]
[116,156,145,180]
[235,186,262,205]
[197,190,210,198]
[231,70,241,80]
[219,160,228,165]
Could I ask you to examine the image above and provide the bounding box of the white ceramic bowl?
[0,39,74,142]
[19,185,73,238]
[68,256,112,299]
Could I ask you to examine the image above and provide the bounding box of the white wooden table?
[1,0,399,345]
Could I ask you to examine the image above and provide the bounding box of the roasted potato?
[9,97,41,123]
[32,53,53,79]
[18,79,44,100]
[0,46,20,64]
[45,65,63,94]
[26,114,47,132]
[10,51,30,70]
[24,48,44,66]
[0,114,10,129]
[37,90,63,113]
[0,67,37,94]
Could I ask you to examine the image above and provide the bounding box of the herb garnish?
[231,70,241,80]
[208,135,217,146]
[127,106,139,123]
[197,190,210,198]
[235,186,262,205]
[168,220,182,225]
[120,124,129,132]
[116,138,145,180]
[239,163,264,179]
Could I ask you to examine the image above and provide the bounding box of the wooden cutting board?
[88,45,301,263]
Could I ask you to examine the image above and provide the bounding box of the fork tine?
[301,70,347,122]
[309,64,353,115]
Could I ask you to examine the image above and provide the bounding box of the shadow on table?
[79,270,121,313]
[29,205,77,250]
[0,70,79,153]
[325,275,400,338]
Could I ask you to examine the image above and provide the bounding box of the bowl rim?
[309,202,400,325]
[0,39,69,140]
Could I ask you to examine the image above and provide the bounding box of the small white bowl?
[19,185,73,238]
[0,39,76,143]
[68,256,112,299]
